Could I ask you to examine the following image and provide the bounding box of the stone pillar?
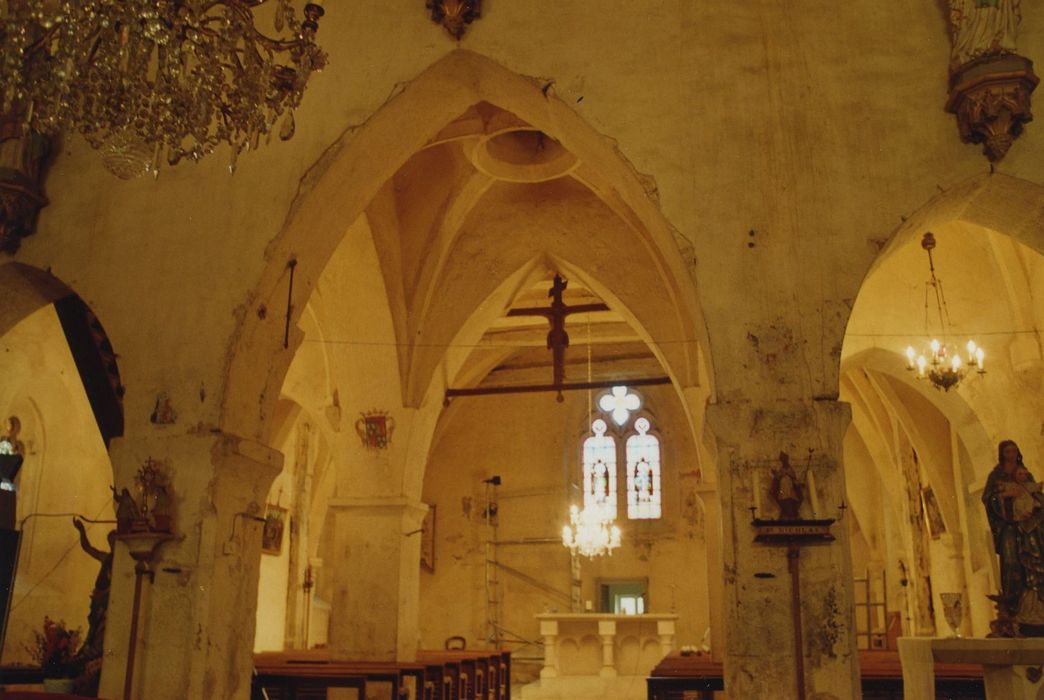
[326,497,427,661]
[99,432,282,700]
[539,619,559,679]
[598,618,617,678]
[708,399,860,700]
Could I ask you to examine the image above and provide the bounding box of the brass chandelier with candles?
[0,0,327,178]
[904,232,985,391]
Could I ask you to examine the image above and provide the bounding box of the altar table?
[897,636,1044,700]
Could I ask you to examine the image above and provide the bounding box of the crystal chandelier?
[562,504,621,558]
[904,232,985,391]
[0,0,327,178]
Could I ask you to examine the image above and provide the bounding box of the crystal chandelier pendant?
[0,1,328,177]
[903,233,985,391]
[101,130,154,180]
[562,504,622,558]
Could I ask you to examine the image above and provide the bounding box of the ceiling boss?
[0,0,327,178]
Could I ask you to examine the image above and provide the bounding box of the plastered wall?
[419,387,712,666]
[0,306,114,665]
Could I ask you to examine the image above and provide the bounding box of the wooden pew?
[252,649,509,700]
[254,652,427,700]
[645,652,723,700]
[416,650,510,700]
[645,650,986,700]
[417,652,474,700]
[252,666,367,700]
[415,656,461,700]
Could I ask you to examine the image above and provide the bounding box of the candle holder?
[112,456,179,700]
[747,449,845,700]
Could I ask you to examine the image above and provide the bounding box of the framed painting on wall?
[262,505,287,555]
[421,504,436,572]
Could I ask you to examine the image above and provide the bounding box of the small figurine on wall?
[112,487,140,534]
[771,451,804,520]
[0,415,25,491]
[149,392,177,425]
[261,505,287,555]
[152,485,174,533]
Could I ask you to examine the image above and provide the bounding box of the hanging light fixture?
[904,232,985,391]
[0,0,327,178]
[562,504,621,558]
[561,318,622,559]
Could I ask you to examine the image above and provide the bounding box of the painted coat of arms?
[355,410,395,450]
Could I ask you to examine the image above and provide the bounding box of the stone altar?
[898,637,1044,700]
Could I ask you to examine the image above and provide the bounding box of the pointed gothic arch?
[221,49,712,447]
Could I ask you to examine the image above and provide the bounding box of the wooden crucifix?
[444,274,671,401]
[506,274,608,399]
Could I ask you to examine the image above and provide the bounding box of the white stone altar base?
[897,636,1044,700]
[521,613,678,700]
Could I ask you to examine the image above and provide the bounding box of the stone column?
[326,497,427,661]
[708,399,860,700]
[99,432,282,700]
[539,618,559,679]
[597,618,617,678]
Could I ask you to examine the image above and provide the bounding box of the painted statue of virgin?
[982,440,1044,635]
[949,0,1021,70]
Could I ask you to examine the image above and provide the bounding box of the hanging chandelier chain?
[924,276,953,339]
[935,277,953,334]
[906,231,985,391]
[922,232,953,337]
[586,308,593,418]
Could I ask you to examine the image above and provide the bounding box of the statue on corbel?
[946,0,1038,162]
[0,114,51,254]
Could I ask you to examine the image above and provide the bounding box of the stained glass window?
[599,386,641,426]
[583,418,617,518]
[626,417,661,519]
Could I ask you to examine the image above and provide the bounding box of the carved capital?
[0,118,51,254]
[426,0,481,40]
[946,54,1039,162]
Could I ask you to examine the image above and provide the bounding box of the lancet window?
[626,417,662,519]
[581,386,663,521]
[583,418,617,518]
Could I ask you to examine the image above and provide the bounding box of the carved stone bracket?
[0,117,51,254]
[946,54,1039,163]
[426,0,481,40]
